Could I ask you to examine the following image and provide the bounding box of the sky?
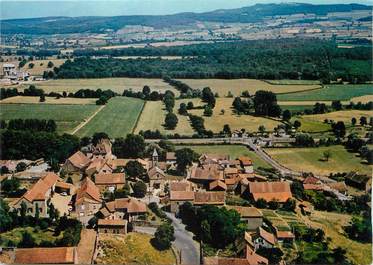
[1,0,373,19]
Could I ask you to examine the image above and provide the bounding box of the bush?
[133,181,147,198]
[152,222,175,250]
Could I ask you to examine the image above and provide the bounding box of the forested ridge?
[56,39,372,82]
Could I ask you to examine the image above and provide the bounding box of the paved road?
[134,213,200,265]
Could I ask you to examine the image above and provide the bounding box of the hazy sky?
[1,0,373,19]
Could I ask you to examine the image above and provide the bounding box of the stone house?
[75,177,102,221]
[94,173,125,193]
[97,219,127,234]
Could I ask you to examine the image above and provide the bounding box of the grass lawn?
[134,100,195,135]
[187,98,282,133]
[15,78,177,95]
[76,97,144,138]
[0,103,99,133]
[0,227,63,246]
[95,233,176,265]
[309,211,372,265]
[175,144,272,169]
[278,84,373,101]
[178,79,321,97]
[265,146,371,176]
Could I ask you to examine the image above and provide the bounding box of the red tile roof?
[170,191,195,201]
[76,177,102,205]
[22,172,59,202]
[246,246,268,265]
[303,176,321,185]
[238,156,253,166]
[258,227,276,245]
[98,219,127,226]
[249,181,292,203]
[226,206,263,218]
[66,151,90,170]
[194,191,225,205]
[189,165,223,181]
[303,184,323,190]
[113,198,147,213]
[95,173,125,185]
[14,247,76,264]
[209,180,227,191]
[170,181,192,191]
[276,230,295,239]
[166,152,176,160]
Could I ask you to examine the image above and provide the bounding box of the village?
[0,132,371,265]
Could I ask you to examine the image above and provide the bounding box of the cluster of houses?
[0,63,30,84]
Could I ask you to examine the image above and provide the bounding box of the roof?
[170,191,195,201]
[204,257,251,265]
[112,198,147,213]
[209,180,227,191]
[189,165,223,181]
[22,172,59,202]
[224,167,239,175]
[258,227,276,245]
[303,184,323,190]
[148,166,165,179]
[226,206,263,218]
[249,181,292,203]
[345,172,370,184]
[92,138,112,155]
[328,182,347,193]
[170,181,192,191]
[194,191,225,205]
[246,246,268,265]
[76,177,102,205]
[86,157,109,172]
[276,230,295,239]
[107,159,127,168]
[225,177,238,185]
[14,247,75,264]
[238,156,253,166]
[303,176,320,185]
[55,181,72,189]
[200,154,230,163]
[95,173,125,185]
[66,151,90,169]
[98,219,127,226]
[166,152,176,160]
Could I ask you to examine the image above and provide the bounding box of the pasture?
[177,78,321,96]
[265,146,371,176]
[265,80,321,85]
[299,110,373,125]
[134,100,195,135]
[0,103,99,133]
[75,97,144,138]
[278,84,373,101]
[175,144,272,169]
[0,96,96,105]
[14,78,177,95]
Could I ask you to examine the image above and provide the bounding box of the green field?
[278,84,373,101]
[175,144,272,169]
[265,80,321,85]
[0,103,99,133]
[76,97,144,138]
[0,227,63,246]
[265,146,371,176]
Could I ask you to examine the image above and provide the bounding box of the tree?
[142,85,150,97]
[164,112,178,129]
[283,198,296,212]
[331,100,342,111]
[163,92,175,112]
[322,150,332,161]
[0,199,13,232]
[332,121,346,138]
[175,148,198,174]
[253,90,281,117]
[39,94,46,102]
[124,160,145,180]
[187,101,194,109]
[153,222,175,250]
[293,120,301,130]
[255,198,267,208]
[222,124,231,135]
[35,203,40,219]
[28,63,34,69]
[92,132,109,145]
[19,231,36,248]
[282,109,291,122]
[295,133,314,147]
[258,125,266,135]
[16,162,27,172]
[201,87,215,107]
[200,220,212,243]
[47,61,54,68]
[178,103,188,115]
[360,116,367,126]
[123,134,146,158]
[351,117,357,126]
[133,181,147,198]
[203,105,213,116]
[2,178,20,195]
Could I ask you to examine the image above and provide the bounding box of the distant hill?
[1,3,371,34]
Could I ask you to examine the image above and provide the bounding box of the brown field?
[187,98,283,133]
[177,79,321,96]
[278,95,373,106]
[0,59,66,76]
[302,110,373,125]
[100,40,213,49]
[349,95,373,103]
[134,100,195,135]
[13,78,177,95]
[0,96,96,105]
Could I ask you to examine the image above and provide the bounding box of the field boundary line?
[132,100,146,134]
[71,105,106,135]
[275,85,324,95]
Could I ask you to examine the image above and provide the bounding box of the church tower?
[152,148,158,168]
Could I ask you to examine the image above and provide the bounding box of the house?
[252,227,276,249]
[224,167,239,178]
[328,181,348,195]
[148,166,166,190]
[12,172,60,217]
[170,180,193,192]
[303,175,321,185]
[75,177,102,221]
[170,191,195,214]
[90,138,114,160]
[209,179,227,191]
[166,152,176,165]
[345,172,371,192]
[194,191,225,206]
[238,157,254,174]
[63,151,90,173]
[99,198,147,222]
[55,181,74,195]
[199,154,230,165]
[85,158,112,176]
[248,181,292,203]
[303,184,323,191]
[14,247,78,264]
[188,164,223,188]
[97,219,127,234]
[275,230,295,244]
[95,173,125,192]
[225,177,239,192]
[107,159,127,171]
[225,206,263,230]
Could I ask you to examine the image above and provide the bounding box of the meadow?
[277,84,373,101]
[175,144,272,169]
[300,110,373,124]
[177,79,321,96]
[265,145,371,175]
[0,103,99,133]
[0,96,96,105]
[75,97,144,138]
[14,78,176,95]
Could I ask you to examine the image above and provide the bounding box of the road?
[134,213,200,265]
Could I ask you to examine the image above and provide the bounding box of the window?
[81,204,85,210]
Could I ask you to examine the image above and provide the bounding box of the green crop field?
[75,97,144,138]
[175,144,272,169]
[278,84,373,101]
[265,146,371,176]
[0,103,99,133]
